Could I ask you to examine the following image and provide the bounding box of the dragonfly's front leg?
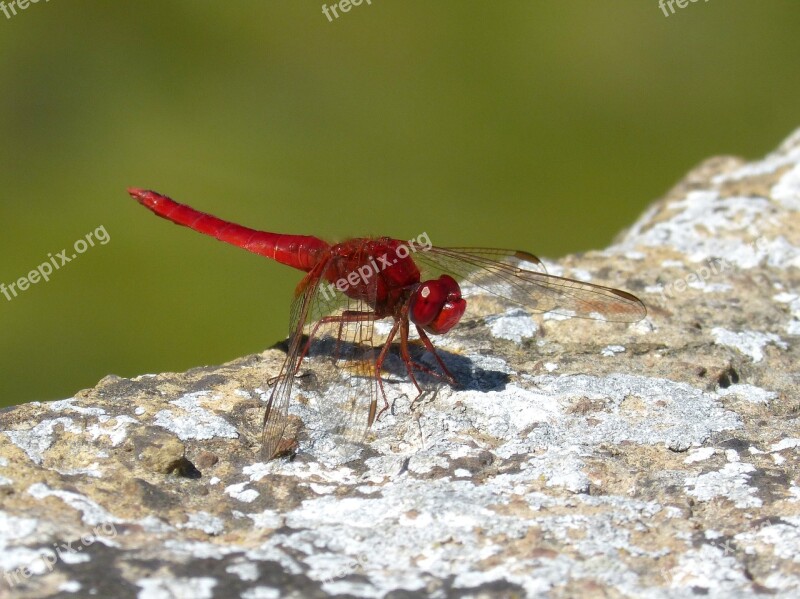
[397,317,423,395]
[413,325,459,386]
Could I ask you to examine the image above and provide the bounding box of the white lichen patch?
[2,417,84,464]
[2,412,137,466]
[58,581,82,593]
[0,456,10,485]
[601,344,625,357]
[624,190,773,262]
[684,447,716,464]
[524,446,590,493]
[618,175,800,271]
[759,236,800,270]
[509,374,738,450]
[224,482,259,503]
[240,508,283,530]
[543,310,574,321]
[136,515,176,534]
[242,461,361,492]
[86,415,139,446]
[713,135,800,183]
[241,588,281,599]
[161,539,249,563]
[241,474,672,597]
[772,162,800,210]
[459,383,563,443]
[27,483,124,526]
[736,517,800,563]
[282,372,740,497]
[136,577,217,599]
[770,438,800,452]
[56,549,92,566]
[1,550,59,580]
[716,383,779,404]
[177,512,225,535]
[669,544,748,591]
[0,511,41,573]
[153,391,239,441]
[47,398,106,417]
[568,268,593,282]
[684,462,763,509]
[484,308,538,342]
[773,291,800,336]
[711,328,788,362]
[226,560,259,582]
[55,462,103,478]
[307,483,336,494]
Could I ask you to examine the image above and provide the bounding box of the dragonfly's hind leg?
[300,309,389,429]
[298,310,376,364]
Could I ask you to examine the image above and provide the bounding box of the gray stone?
[2,129,800,597]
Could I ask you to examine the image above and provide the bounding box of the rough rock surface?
[2,129,800,599]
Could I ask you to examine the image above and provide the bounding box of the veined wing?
[262,259,381,459]
[262,267,317,459]
[414,247,646,322]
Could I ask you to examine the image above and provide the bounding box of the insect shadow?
[274,334,510,395]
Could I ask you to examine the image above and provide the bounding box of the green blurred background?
[1,1,799,408]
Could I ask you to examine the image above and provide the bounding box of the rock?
[2,129,800,598]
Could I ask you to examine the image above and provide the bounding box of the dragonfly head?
[409,275,467,334]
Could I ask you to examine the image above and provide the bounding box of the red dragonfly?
[128,188,646,458]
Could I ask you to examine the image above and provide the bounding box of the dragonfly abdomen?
[128,188,329,271]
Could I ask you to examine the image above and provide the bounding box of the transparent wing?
[261,272,316,459]
[414,247,646,322]
[262,259,382,459]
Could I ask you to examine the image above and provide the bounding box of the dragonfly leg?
[397,317,424,394]
[414,325,459,386]
[266,370,312,387]
[297,309,390,428]
[296,310,377,368]
[372,318,403,425]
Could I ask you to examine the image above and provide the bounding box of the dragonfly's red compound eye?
[409,275,467,334]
